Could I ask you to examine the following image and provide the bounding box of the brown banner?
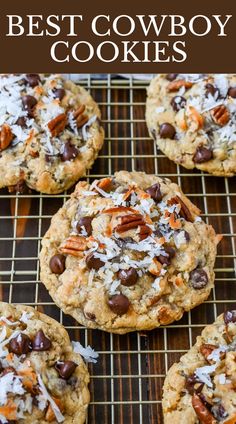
[0,0,235,72]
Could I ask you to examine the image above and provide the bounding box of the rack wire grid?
[0,74,235,424]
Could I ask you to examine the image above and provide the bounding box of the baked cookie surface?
[0,302,89,423]
[0,74,104,193]
[163,310,236,424]
[40,171,220,334]
[146,74,236,176]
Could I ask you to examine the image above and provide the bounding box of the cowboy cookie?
[146,74,236,176]
[40,171,220,334]
[163,310,236,423]
[0,74,104,193]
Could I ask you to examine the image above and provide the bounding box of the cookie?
[40,171,220,334]
[0,302,89,423]
[0,74,104,193]
[163,310,236,424]
[146,74,236,176]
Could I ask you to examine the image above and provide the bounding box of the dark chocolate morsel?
[228,87,236,98]
[224,310,236,324]
[52,88,66,100]
[61,141,79,162]
[76,216,93,236]
[9,333,32,355]
[159,123,176,139]
[16,117,27,128]
[22,95,37,118]
[166,74,178,81]
[86,252,105,270]
[190,269,208,289]
[55,360,77,379]
[193,147,213,164]
[49,254,66,274]
[26,74,41,88]
[171,96,186,112]
[205,83,220,99]
[118,268,138,287]
[146,183,162,203]
[157,246,175,266]
[32,330,52,351]
[108,294,130,315]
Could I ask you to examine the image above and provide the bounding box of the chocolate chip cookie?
[40,171,220,334]
[0,74,104,193]
[0,302,89,423]
[146,74,236,176]
[163,310,236,423]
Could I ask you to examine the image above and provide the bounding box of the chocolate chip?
[9,333,32,355]
[22,95,37,118]
[224,310,236,324]
[26,74,41,88]
[211,404,228,420]
[115,237,134,249]
[61,141,78,162]
[86,252,104,270]
[84,312,96,321]
[190,269,208,289]
[108,294,130,315]
[171,96,186,112]
[52,88,66,100]
[146,183,163,203]
[16,117,27,128]
[49,254,66,274]
[166,73,178,81]
[205,83,220,99]
[157,246,175,266]
[228,87,236,98]
[185,374,203,395]
[118,268,138,287]
[76,216,93,236]
[184,231,190,242]
[153,229,163,238]
[32,330,52,351]
[193,147,213,164]
[159,123,176,139]
[55,360,77,379]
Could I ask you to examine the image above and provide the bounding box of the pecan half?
[115,214,145,233]
[200,344,217,362]
[167,79,193,92]
[97,177,113,193]
[48,113,67,137]
[139,224,152,240]
[73,105,89,128]
[211,105,230,126]
[168,196,194,222]
[59,236,87,257]
[192,394,216,424]
[0,124,13,150]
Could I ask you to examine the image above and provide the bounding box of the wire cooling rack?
[0,75,235,423]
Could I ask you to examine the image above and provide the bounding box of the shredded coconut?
[37,374,64,423]
[72,341,99,363]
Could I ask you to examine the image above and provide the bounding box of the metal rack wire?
[0,75,235,423]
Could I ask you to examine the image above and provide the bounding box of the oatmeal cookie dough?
[40,171,220,334]
[146,74,236,176]
[163,310,236,424]
[0,74,104,193]
[0,302,90,423]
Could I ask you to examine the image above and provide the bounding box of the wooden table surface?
[0,76,235,423]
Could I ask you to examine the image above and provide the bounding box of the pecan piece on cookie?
[167,79,193,92]
[192,394,216,424]
[211,105,230,126]
[0,124,13,150]
[59,235,87,257]
[168,195,194,223]
[115,214,145,233]
[73,105,89,128]
[48,113,67,137]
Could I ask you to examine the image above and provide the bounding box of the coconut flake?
[72,341,99,363]
[81,115,97,141]
[20,311,34,324]
[37,374,64,423]
[0,372,25,406]
[0,317,19,326]
[194,364,217,388]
